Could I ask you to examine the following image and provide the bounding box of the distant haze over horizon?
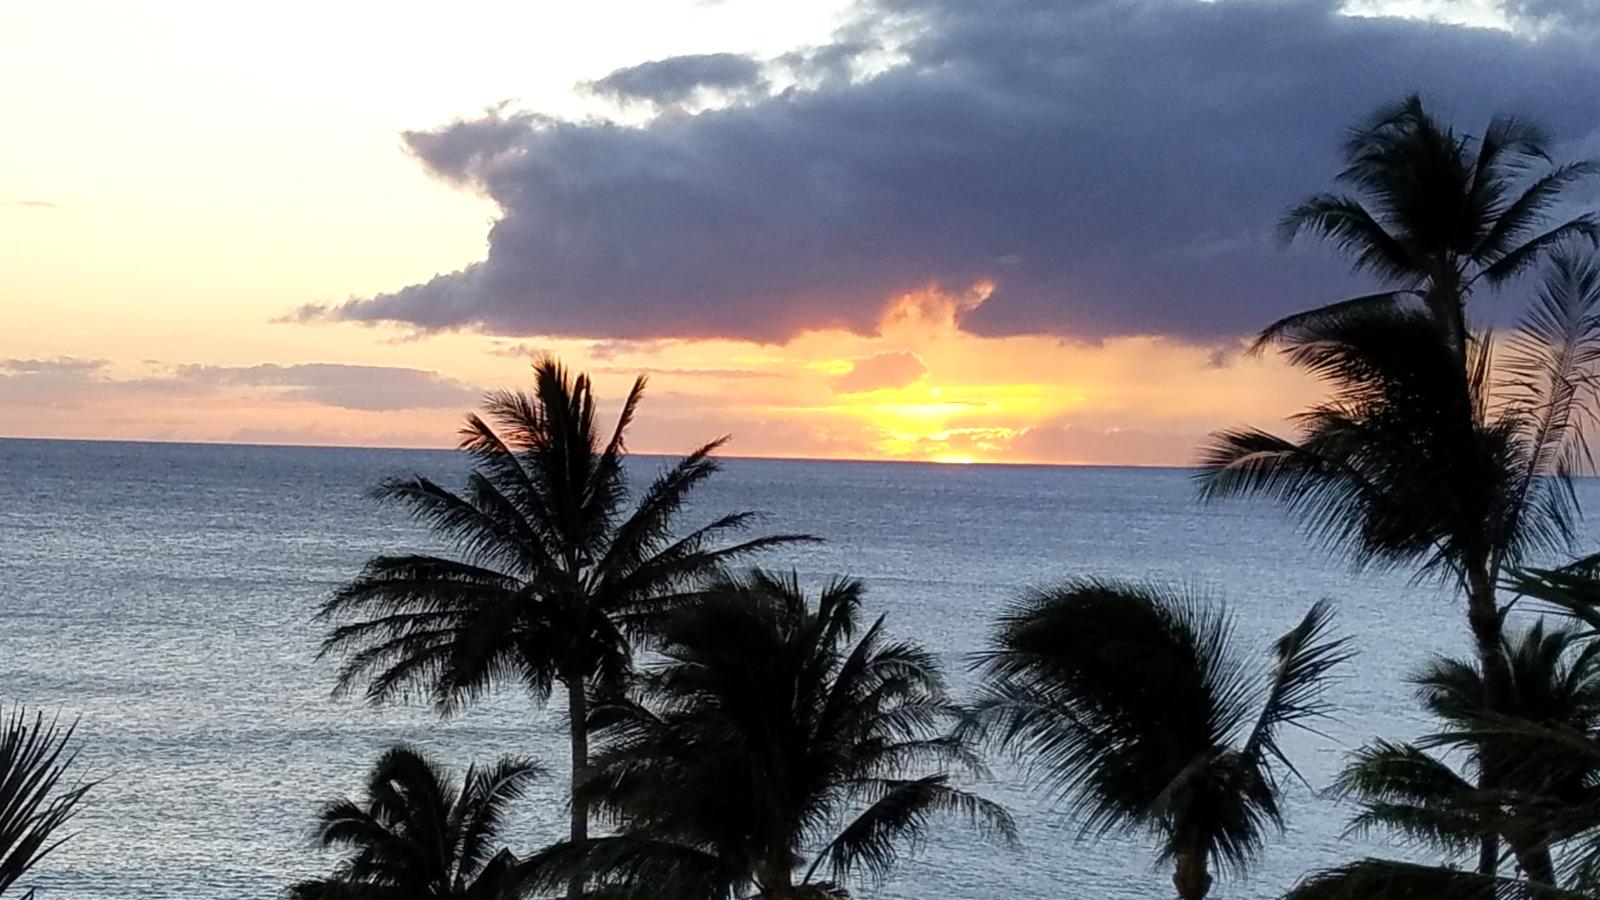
[5,0,1598,465]
[0,434,1198,469]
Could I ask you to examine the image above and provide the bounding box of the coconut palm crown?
[968,581,1349,900]
[525,570,1015,900]
[316,356,815,890]
[289,744,541,900]
[1337,621,1600,884]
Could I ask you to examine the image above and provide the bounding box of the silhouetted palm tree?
[968,581,1349,900]
[317,356,812,892]
[1338,621,1600,883]
[1200,243,1600,871]
[1291,710,1600,899]
[524,570,1015,900]
[1286,858,1588,899]
[0,707,90,899]
[1203,92,1600,671]
[289,744,541,900]
[1259,94,1598,355]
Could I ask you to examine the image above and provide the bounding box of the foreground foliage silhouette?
[0,707,90,899]
[523,570,1015,900]
[1199,94,1600,874]
[1287,702,1600,898]
[318,356,811,897]
[1337,622,1600,884]
[290,745,542,900]
[968,581,1349,900]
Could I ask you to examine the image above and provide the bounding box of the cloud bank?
[0,359,481,412]
[301,0,1600,345]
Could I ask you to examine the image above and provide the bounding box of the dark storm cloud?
[305,0,1600,343]
[585,53,769,107]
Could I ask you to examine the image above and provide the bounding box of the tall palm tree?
[1338,621,1600,883]
[524,570,1015,900]
[289,744,541,900]
[1203,178,1600,864]
[0,706,90,899]
[1202,93,1600,679]
[968,581,1349,900]
[317,356,813,892]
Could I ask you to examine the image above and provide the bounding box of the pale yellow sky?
[0,1,1537,463]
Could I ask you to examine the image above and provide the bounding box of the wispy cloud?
[0,358,483,413]
[594,365,781,379]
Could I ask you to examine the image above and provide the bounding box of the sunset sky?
[5,0,1599,465]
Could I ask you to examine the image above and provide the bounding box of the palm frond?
[808,775,1017,887]
[1286,858,1588,900]
[1251,291,1415,354]
[1242,599,1351,779]
[1499,251,1600,529]
[457,756,544,876]
[0,707,90,896]
[1510,568,1600,634]
[1277,194,1415,281]
[1478,217,1600,287]
[1472,161,1600,266]
[369,477,539,573]
[518,836,733,900]
[595,439,731,579]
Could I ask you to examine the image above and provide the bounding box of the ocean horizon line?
[0,433,1196,472]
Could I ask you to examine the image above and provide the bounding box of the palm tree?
[1338,621,1600,883]
[317,356,813,893]
[1,706,90,899]
[524,570,1015,900]
[1200,227,1600,870]
[1286,858,1591,899]
[1258,94,1597,355]
[968,581,1349,900]
[289,744,541,900]
[1289,712,1600,899]
[1202,92,1600,678]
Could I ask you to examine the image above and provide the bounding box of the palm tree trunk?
[1514,842,1556,884]
[1427,265,1468,359]
[759,860,798,900]
[1172,848,1211,900]
[1467,567,1508,877]
[567,678,589,900]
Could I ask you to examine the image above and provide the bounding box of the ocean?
[1,437,1581,899]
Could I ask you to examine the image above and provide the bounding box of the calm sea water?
[5,437,1595,899]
